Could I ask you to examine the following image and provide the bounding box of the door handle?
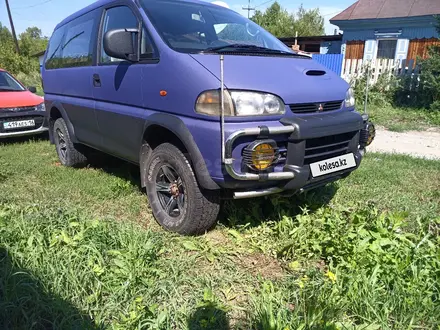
[93,74,101,87]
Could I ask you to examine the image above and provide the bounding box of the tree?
[0,22,41,74]
[252,2,295,37]
[251,2,324,38]
[294,5,325,37]
[19,27,48,57]
[0,22,21,73]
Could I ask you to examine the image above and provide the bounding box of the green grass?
[368,105,440,132]
[1,137,439,329]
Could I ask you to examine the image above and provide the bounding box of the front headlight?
[195,90,285,116]
[35,102,46,112]
[345,88,355,108]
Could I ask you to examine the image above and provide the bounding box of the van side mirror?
[28,86,37,93]
[103,28,140,62]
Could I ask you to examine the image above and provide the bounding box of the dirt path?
[369,128,440,160]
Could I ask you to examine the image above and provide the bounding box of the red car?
[0,69,47,138]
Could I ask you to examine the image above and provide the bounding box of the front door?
[92,4,158,162]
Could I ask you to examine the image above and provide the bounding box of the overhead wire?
[254,0,275,9]
[11,0,53,10]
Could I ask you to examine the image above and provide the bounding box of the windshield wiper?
[202,44,309,57]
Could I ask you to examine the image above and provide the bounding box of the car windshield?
[141,0,294,54]
[0,71,25,92]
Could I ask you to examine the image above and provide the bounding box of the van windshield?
[0,71,25,92]
[141,0,294,54]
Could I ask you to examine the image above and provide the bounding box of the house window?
[301,43,320,53]
[377,39,397,59]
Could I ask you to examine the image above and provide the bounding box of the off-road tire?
[144,143,220,235]
[53,118,87,167]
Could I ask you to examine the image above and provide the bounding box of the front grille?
[0,105,36,113]
[304,131,357,165]
[0,116,44,133]
[289,100,343,114]
[277,144,288,164]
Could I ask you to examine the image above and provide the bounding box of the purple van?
[42,0,375,235]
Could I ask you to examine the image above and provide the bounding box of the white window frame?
[374,38,398,61]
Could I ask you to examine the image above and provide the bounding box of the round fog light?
[366,122,376,146]
[360,122,376,148]
[252,143,276,171]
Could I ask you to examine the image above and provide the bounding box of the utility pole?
[242,0,255,18]
[4,0,20,54]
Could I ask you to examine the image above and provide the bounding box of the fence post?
[364,64,370,115]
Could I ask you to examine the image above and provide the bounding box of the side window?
[101,6,155,63]
[62,11,98,68]
[45,9,99,70]
[45,26,66,69]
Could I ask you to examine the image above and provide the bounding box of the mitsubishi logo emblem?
[318,104,324,112]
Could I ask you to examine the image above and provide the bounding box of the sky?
[0,0,354,37]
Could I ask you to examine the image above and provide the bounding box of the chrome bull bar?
[218,55,295,182]
[223,125,296,181]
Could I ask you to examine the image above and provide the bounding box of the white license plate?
[310,153,356,178]
[3,120,35,130]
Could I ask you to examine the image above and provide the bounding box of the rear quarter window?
[45,26,65,69]
[45,9,100,69]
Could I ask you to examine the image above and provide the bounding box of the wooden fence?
[341,59,420,86]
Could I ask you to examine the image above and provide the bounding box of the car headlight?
[35,102,46,112]
[345,88,355,108]
[195,90,285,116]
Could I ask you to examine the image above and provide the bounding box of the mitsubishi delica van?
[42,0,375,235]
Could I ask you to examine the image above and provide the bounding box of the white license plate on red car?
[3,120,35,130]
[310,153,356,178]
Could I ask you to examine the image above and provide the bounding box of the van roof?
[54,0,226,32]
[55,0,111,30]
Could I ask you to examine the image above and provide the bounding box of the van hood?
[0,91,43,108]
[189,54,349,105]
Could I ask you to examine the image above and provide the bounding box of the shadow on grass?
[219,183,338,229]
[86,150,143,190]
[0,248,101,330]
[0,132,49,145]
[187,303,230,330]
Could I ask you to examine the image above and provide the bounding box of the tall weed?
[259,204,440,328]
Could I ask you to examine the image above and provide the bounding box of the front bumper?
[225,111,372,198]
[0,111,48,138]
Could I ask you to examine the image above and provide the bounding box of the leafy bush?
[418,46,440,110]
[15,71,43,94]
[0,48,39,75]
[352,68,398,107]
[395,17,440,111]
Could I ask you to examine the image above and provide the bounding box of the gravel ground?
[369,128,440,160]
